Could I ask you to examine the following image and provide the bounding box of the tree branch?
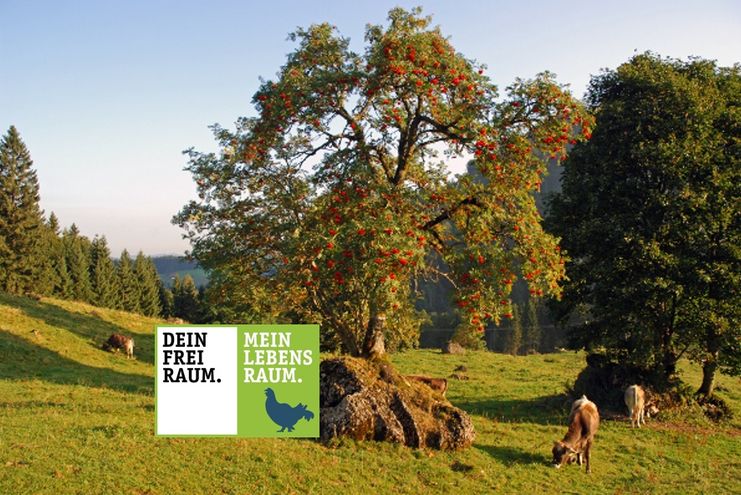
[422,197,481,231]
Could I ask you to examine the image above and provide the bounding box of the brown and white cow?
[552,395,600,473]
[405,375,448,397]
[102,333,135,359]
[625,384,653,428]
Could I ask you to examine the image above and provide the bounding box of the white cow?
[624,384,648,428]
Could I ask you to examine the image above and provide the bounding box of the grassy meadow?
[0,292,739,494]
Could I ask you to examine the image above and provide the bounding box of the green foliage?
[63,225,94,303]
[522,298,541,354]
[134,252,161,317]
[158,282,174,319]
[547,54,740,393]
[34,220,59,296]
[507,304,524,355]
[0,126,45,294]
[175,7,593,355]
[89,236,118,308]
[116,250,140,313]
[172,274,201,323]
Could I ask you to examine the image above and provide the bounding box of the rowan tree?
[548,54,740,396]
[175,8,593,356]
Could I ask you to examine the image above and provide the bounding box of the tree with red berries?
[175,8,593,356]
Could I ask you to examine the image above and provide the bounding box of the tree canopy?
[0,126,44,294]
[548,53,740,396]
[176,8,593,355]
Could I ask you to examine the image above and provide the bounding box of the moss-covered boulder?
[320,357,475,450]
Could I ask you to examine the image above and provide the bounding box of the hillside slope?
[0,293,739,494]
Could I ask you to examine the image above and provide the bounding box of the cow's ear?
[567,446,577,454]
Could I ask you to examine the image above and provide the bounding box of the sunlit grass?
[0,292,739,494]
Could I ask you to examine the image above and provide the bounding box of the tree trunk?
[697,353,718,398]
[698,325,721,398]
[362,314,386,360]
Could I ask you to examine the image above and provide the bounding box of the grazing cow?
[102,333,135,359]
[405,375,448,396]
[552,395,600,473]
[625,384,651,428]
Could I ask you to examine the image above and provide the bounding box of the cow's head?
[552,441,578,468]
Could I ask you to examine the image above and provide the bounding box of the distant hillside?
[151,255,208,288]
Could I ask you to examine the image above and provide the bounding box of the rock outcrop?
[320,357,475,450]
[442,341,466,355]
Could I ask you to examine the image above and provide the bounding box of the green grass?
[1,292,739,494]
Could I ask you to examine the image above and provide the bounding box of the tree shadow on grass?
[0,329,152,395]
[475,444,551,466]
[455,394,572,426]
[0,292,154,364]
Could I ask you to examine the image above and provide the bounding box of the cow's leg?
[585,440,592,473]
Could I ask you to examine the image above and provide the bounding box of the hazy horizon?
[2,0,739,255]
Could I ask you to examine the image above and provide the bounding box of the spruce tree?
[524,298,541,354]
[173,274,200,322]
[0,126,45,294]
[63,225,93,302]
[505,304,523,356]
[34,218,58,296]
[134,251,162,317]
[89,236,117,308]
[159,281,174,319]
[51,247,73,298]
[117,249,141,313]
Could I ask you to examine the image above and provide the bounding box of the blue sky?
[1,0,739,255]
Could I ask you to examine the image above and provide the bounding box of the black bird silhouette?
[264,388,315,432]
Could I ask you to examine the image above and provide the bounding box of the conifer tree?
[504,304,523,355]
[523,298,541,354]
[173,274,200,322]
[0,126,45,294]
[117,249,141,313]
[51,247,73,299]
[159,281,174,319]
[63,224,93,302]
[89,236,118,308]
[34,218,58,296]
[134,251,162,317]
[45,213,71,297]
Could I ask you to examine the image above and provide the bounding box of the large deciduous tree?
[175,8,592,356]
[548,54,740,396]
